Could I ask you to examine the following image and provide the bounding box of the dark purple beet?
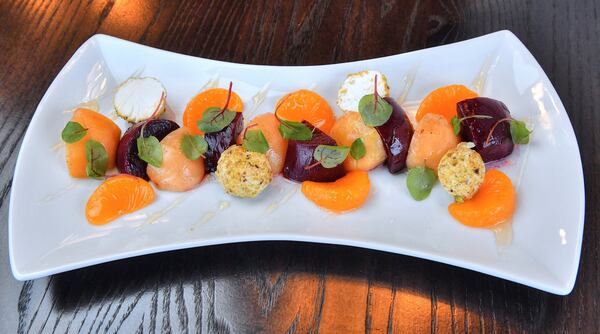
[116,119,179,180]
[375,97,414,174]
[204,112,244,173]
[283,122,346,183]
[457,97,514,162]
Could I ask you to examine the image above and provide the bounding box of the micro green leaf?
[197,81,237,133]
[137,135,162,167]
[181,134,208,160]
[406,166,437,201]
[509,119,531,144]
[358,74,393,127]
[451,116,461,136]
[273,93,313,141]
[278,119,313,141]
[243,129,269,154]
[197,107,237,133]
[61,121,87,143]
[452,115,493,136]
[484,116,529,146]
[311,145,349,169]
[358,94,393,126]
[85,140,108,179]
[350,138,366,160]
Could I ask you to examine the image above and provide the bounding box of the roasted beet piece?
[457,97,514,162]
[374,97,414,174]
[204,112,244,173]
[283,122,346,182]
[116,119,179,180]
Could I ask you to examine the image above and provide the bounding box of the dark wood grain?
[1,0,598,333]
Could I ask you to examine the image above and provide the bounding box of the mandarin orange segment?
[236,112,288,174]
[415,84,478,122]
[85,174,155,225]
[66,108,121,178]
[448,169,516,228]
[301,171,370,213]
[276,89,335,134]
[183,88,244,135]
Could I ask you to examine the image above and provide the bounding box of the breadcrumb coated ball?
[438,142,485,200]
[215,145,272,198]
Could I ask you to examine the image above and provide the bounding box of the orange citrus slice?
[415,84,478,122]
[448,169,516,228]
[85,174,155,225]
[183,88,244,135]
[276,89,335,134]
[301,171,370,213]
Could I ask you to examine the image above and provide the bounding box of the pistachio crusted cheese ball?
[215,145,272,198]
[438,142,485,200]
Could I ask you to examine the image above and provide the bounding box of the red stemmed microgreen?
[358,74,393,126]
[85,140,108,178]
[304,145,349,170]
[180,133,208,160]
[61,121,88,143]
[274,94,313,141]
[484,117,513,146]
[450,115,493,135]
[451,113,531,146]
[242,124,269,154]
[197,82,238,133]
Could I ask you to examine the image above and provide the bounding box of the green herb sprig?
[85,140,108,178]
[197,81,237,133]
[509,119,531,144]
[358,75,393,127]
[450,115,493,135]
[275,95,313,141]
[61,121,88,143]
[484,117,531,145]
[137,124,162,167]
[350,138,366,160]
[305,145,349,169]
[180,134,208,160]
[243,127,269,153]
[406,166,437,201]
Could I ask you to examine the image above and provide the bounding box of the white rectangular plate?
[9,31,584,295]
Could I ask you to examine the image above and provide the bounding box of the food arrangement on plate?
[10,32,585,292]
[60,70,531,231]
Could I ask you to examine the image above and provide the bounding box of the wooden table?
[0,1,597,333]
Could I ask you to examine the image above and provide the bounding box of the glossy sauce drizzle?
[201,74,220,90]
[41,183,78,202]
[245,82,271,120]
[190,200,231,231]
[266,184,298,214]
[396,62,419,105]
[144,195,189,225]
[472,51,497,94]
[492,220,513,247]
